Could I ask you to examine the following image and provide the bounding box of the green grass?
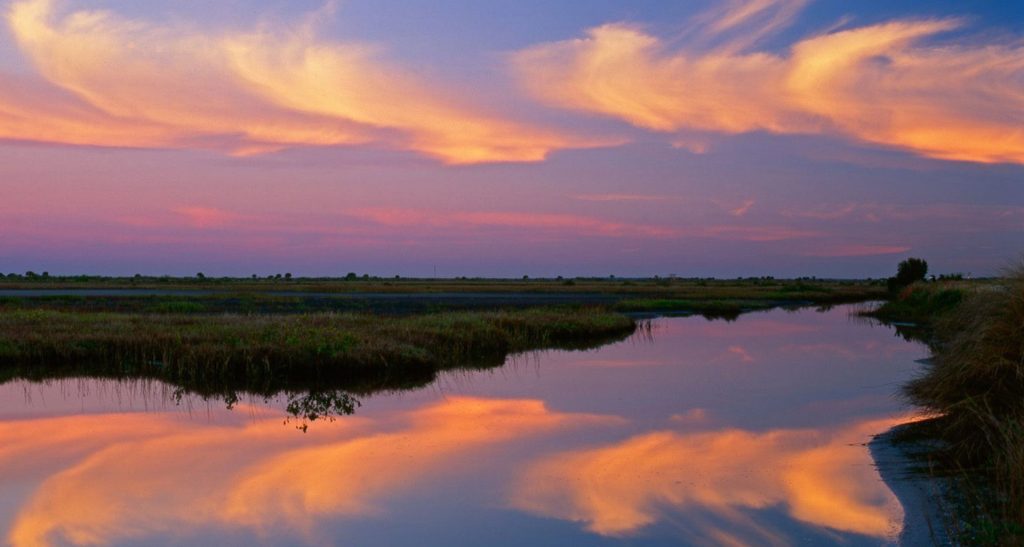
[863,284,965,324]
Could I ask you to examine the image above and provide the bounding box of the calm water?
[0,305,925,546]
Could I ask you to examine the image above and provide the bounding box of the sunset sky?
[1,0,1021,278]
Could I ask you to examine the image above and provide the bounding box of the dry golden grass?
[902,264,1024,538]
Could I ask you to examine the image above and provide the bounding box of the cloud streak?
[511,0,1024,164]
[1,0,607,164]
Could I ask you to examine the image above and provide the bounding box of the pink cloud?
[729,199,756,217]
[171,207,243,229]
[727,345,755,363]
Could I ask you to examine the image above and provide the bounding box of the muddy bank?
[870,423,953,546]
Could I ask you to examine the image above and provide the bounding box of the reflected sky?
[0,305,926,545]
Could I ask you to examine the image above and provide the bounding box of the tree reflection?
[169,387,361,432]
[285,391,361,432]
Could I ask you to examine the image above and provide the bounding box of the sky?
[0,0,1021,278]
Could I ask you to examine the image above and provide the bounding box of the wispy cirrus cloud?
[727,199,756,217]
[0,0,610,164]
[511,0,1024,165]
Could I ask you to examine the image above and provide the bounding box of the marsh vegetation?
[865,266,1024,542]
[0,276,888,434]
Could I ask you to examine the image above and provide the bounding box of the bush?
[887,257,928,292]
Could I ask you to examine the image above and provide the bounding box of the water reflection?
[0,305,926,546]
[510,415,910,541]
[5,397,620,546]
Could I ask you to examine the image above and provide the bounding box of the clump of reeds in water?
[0,308,636,394]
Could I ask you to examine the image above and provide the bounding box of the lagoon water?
[0,305,926,546]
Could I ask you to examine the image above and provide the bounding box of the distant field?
[0,275,888,302]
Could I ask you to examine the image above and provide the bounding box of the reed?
[0,308,636,396]
[881,265,1024,541]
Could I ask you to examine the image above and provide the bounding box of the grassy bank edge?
[863,270,1024,543]
[0,307,637,399]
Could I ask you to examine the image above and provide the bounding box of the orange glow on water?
[5,397,620,546]
[510,415,912,539]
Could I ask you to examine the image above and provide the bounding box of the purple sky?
[0,0,1021,277]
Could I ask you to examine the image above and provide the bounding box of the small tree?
[888,258,928,292]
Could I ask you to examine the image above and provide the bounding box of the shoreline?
[871,422,953,546]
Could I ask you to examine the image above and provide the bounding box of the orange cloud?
[511,0,1024,164]
[6,397,619,546]
[509,415,913,541]
[2,0,606,164]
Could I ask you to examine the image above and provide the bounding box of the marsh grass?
[0,308,636,396]
[0,276,887,300]
[866,285,965,325]
[887,266,1024,542]
[613,298,765,320]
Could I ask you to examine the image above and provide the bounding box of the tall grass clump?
[904,264,1024,534]
[867,284,964,325]
[0,308,636,395]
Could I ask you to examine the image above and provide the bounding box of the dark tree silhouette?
[888,258,928,292]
